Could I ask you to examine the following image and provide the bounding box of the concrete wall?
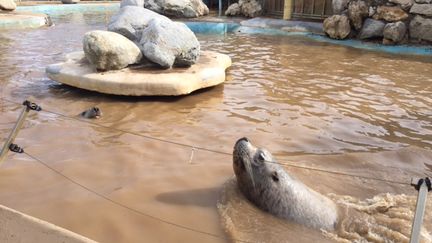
[0,205,97,243]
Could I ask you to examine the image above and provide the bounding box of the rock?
[240,0,262,17]
[388,0,413,10]
[410,3,432,16]
[0,0,16,11]
[348,0,369,30]
[383,21,406,43]
[333,0,350,14]
[46,51,231,96]
[225,3,241,15]
[374,6,409,22]
[61,0,80,4]
[410,15,432,42]
[108,6,170,42]
[323,15,351,39]
[145,0,209,18]
[139,18,200,68]
[226,0,262,17]
[120,0,144,7]
[83,30,143,71]
[358,18,385,39]
[415,0,431,3]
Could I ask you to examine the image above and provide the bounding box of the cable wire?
[1,97,411,186]
[22,151,250,243]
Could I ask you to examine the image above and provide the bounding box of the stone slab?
[0,205,96,243]
[46,51,231,96]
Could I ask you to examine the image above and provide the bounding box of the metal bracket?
[9,143,24,153]
[23,100,42,111]
[0,100,41,164]
[409,177,430,243]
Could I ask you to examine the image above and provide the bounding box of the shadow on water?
[155,187,221,207]
[47,82,225,104]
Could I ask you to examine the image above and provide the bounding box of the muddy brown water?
[0,11,432,243]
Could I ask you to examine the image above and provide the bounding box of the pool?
[1,6,432,243]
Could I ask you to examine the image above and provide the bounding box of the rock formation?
[144,0,209,18]
[108,6,170,41]
[325,0,432,44]
[323,15,351,39]
[83,30,143,71]
[0,0,16,11]
[89,6,200,70]
[225,0,262,17]
[139,18,200,68]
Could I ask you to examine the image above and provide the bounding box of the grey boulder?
[415,0,431,3]
[145,0,209,18]
[358,18,385,39]
[383,21,406,43]
[83,30,143,71]
[120,0,144,7]
[410,15,432,42]
[388,0,413,11]
[225,0,262,17]
[139,18,200,68]
[333,0,349,14]
[0,0,16,11]
[410,3,432,17]
[323,15,351,39]
[108,6,170,42]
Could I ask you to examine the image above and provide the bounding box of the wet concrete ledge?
[0,11,50,29]
[16,2,120,15]
[187,17,432,56]
[0,204,97,243]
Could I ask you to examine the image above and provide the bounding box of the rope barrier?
[0,97,411,186]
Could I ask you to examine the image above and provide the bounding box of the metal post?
[219,0,222,16]
[410,177,431,243]
[0,100,41,165]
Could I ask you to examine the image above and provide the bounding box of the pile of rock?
[83,6,200,71]
[324,0,432,44]
[225,0,262,17]
[121,0,209,18]
[0,0,16,11]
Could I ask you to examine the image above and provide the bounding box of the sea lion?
[233,137,338,231]
[80,107,102,119]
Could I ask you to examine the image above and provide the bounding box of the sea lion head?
[233,137,339,231]
[81,107,102,119]
[233,137,280,199]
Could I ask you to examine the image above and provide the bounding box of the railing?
[292,0,332,20]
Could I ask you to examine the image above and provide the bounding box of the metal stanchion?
[409,177,431,243]
[0,100,41,165]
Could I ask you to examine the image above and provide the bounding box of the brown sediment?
[0,10,431,243]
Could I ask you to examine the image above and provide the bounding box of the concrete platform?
[0,205,96,243]
[46,51,232,96]
[0,12,51,29]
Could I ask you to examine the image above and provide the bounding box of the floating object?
[80,107,102,119]
[46,51,231,96]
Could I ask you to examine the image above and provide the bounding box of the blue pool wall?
[15,3,432,56]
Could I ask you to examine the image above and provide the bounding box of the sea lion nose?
[237,137,250,143]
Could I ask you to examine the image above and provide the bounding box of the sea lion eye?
[258,152,265,162]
